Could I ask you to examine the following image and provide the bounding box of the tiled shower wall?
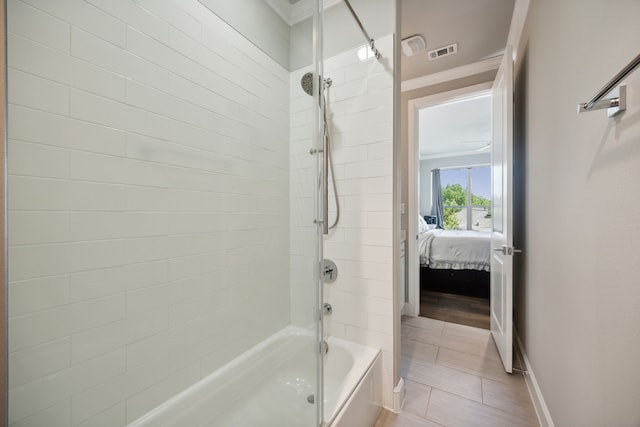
[288,69,317,328]
[323,35,395,408]
[7,0,292,425]
[290,35,395,406]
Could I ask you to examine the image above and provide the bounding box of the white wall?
[199,0,291,69]
[419,153,490,215]
[514,1,640,425]
[7,0,292,425]
[322,34,396,409]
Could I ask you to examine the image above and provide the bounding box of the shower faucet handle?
[323,266,336,281]
[323,303,333,315]
[322,259,338,283]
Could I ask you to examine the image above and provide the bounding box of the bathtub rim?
[323,335,381,426]
[127,325,381,427]
[127,325,315,427]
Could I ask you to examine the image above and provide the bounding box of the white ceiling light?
[401,35,426,57]
[357,45,376,61]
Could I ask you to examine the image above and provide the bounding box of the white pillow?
[418,215,428,234]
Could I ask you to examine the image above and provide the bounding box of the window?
[440,166,491,231]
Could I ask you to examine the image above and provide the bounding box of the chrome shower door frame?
[312,0,325,425]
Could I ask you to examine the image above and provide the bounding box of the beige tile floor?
[375,316,539,427]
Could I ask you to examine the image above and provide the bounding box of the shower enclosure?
[3,0,396,425]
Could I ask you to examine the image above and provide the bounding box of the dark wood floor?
[420,290,490,330]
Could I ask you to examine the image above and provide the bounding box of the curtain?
[431,169,444,229]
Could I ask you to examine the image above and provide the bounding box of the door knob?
[493,246,521,255]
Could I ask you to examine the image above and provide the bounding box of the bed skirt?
[420,266,489,299]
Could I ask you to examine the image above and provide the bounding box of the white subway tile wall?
[289,35,395,407]
[288,66,317,328]
[326,35,395,408]
[7,0,295,425]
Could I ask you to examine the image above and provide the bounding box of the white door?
[491,46,514,373]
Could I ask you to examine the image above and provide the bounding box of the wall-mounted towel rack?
[578,52,640,117]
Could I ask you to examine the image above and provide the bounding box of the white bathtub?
[128,326,381,427]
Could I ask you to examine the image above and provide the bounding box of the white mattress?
[418,229,491,272]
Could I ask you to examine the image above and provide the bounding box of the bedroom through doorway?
[412,85,493,330]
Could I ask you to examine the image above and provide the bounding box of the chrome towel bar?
[578,52,640,117]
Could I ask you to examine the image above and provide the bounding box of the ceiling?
[401,0,515,82]
[419,94,492,159]
[403,0,514,159]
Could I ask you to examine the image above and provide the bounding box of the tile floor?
[374,316,539,427]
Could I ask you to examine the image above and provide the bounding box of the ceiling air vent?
[427,43,458,61]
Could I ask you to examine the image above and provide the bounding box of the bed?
[418,229,491,272]
[418,227,491,298]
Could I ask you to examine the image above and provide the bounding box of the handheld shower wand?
[301,72,339,233]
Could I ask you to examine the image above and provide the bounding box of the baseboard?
[514,330,555,427]
[392,377,405,413]
[401,302,410,316]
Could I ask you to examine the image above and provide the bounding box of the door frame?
[1,0,7,424]
[406,81,494,316]
[404,0,530,320]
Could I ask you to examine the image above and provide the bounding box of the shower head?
[301,72,314,96]
[300,72,332,97]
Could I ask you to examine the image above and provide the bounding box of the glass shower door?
[5,0,323,425]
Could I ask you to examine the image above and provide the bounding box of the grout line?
[424,383,433,418]
[402,320,539,427]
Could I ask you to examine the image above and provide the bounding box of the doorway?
[406,83,493,330]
